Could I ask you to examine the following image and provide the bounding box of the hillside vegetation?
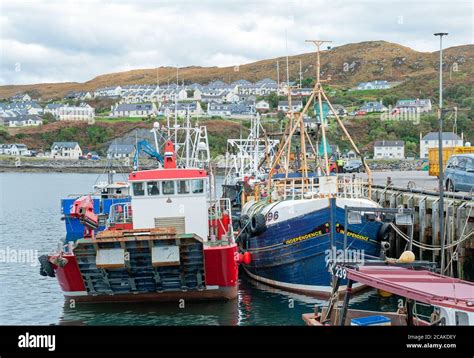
[1,41,472,100]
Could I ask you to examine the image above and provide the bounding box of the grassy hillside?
[1,41,472,100]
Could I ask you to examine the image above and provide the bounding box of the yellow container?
[428,146,474,177]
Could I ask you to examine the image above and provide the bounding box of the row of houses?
[0,101,95,127]
[94,78,315,104]
[0,141,134,160]
[8,79,393,104]
[355,80,393,91]
[357,99,432,115]
[0,132,466,161]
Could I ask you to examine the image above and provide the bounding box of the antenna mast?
[267,39,372,196]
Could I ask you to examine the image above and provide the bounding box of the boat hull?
[60,286,238,303]
[50,229,239,303]
[241,199,383,296]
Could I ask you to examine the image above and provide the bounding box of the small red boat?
[45,139,242,303]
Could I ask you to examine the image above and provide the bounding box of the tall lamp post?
[434,32,448,274]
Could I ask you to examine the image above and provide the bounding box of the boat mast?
[267,40,372,196]
[307,40,373,195]
[310,40,331,175]
[185,105,190,167]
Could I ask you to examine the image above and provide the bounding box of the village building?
[4,115,43,127]
[278,100,303,112]
[420,132,463,159]
[0,143,29,156]
[327,104,348,118]
[159,101,203,117]
[110,102,157,118]
[43,103,63,117]
[255,100,270,112]
[373,140,405,159]
[65,91,93,101]
[107,144,135,159]
[57,103,95,121]
[50,142,83,159]
[10,93,32,102]
[356,80,392,90]
[208,102,232,116]
[94,86,122,98]
[359,101,388,113]
[396,99,432,113]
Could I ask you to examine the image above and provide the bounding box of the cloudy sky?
[0,0,472,85]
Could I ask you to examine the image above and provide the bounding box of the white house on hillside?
[94,86,122,98]
[278,100,303,112]
[57,103,95,121]
[420,132,463,159]
[255,100,270,112]
[5,115,43,127]
[396,99,432,113]
[111,102,157,117]
[10,93,32,102]
[44,103,63,117]
[374,140,405,159]
[0,143,29,156]
[51,142,83,159]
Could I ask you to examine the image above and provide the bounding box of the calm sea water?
[0,172,398,325]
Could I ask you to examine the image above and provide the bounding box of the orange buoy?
[243,251,252,265]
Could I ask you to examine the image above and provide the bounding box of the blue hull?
[61,197,131,241]
[242,205,382,294]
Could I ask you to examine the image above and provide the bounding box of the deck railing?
[255,175,368,202]
[208,197,234,243]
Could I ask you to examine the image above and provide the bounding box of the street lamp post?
[434,32,448,274]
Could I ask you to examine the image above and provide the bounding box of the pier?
[362,182,473,280]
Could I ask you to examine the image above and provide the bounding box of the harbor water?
[0,172,399,325]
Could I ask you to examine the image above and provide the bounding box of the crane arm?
[70,195,99,239]
[133,140,164,170]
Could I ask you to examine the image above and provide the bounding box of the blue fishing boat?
[61,177,131,241]
[236,40,385,296]
[239,194,384,295]
[61,137,166,241]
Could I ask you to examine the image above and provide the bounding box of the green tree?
[302,77,314,88]
[382,95,398,107]
[43,112,56,122]
[267,92,279,109]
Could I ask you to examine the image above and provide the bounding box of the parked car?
[343,160,363,173]
[444,154,474,193]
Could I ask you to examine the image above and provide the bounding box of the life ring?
[250,213,267,235]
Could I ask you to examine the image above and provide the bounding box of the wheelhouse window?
[132,182,145,196]
[162,180,175,195]
[177,180,190,194]
[191,179,204,194]
[147,181,160,196]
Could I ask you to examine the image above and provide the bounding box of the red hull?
[51,242,239,303]
[61,286,238,303]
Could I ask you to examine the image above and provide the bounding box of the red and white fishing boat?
[43,121,242,303]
